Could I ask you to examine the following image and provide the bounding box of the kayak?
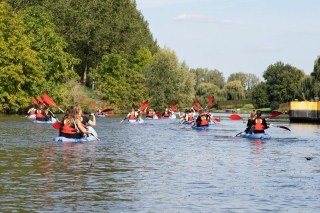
[240,133,271,139]
[180,120,194,125]
[126,118,144,124]
[53,126,98,142]
[163,114,176,119]
[145,115,158,120]
[96,114,105,117]
[191,125,212,130]
[27,115,36,119]
[33,118,57,124]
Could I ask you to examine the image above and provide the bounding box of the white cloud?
[174,14,233,24]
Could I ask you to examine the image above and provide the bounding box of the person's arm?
[87,113,96,126]
[76,120,91,134]
[262,118,271,129]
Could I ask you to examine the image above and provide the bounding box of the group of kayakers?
[27,104,55,121]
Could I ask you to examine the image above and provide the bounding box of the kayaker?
[59,106,92,138]
[252,110,272,134]
[97,107,104,115]
[27,107,36,116]
[74,105,96,128]
[35,104,51,121]
[146,108,156,119]
[179,109,189,122]
[162,108,170,118]
[244,110,256,134]
[43,106,55,121]
[126,108,140,120]
[195,109,210,127]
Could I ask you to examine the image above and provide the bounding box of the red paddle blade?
[277,125,291,131]
[268,111,282,119]
[209,104,217,110]
[170,103,177,111]
[37,96,44,104]
[107,113,113,117]
[207,96,214,106]
[31,97,38,105]
[52,122,61,129]
[142,100,148,105]
[102,108,114,112]
[43,93,58,108]
[214,118,221,122]
[230,114,243,120]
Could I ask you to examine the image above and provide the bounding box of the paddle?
[32,97,38,105]
[214,118,221,122]
[37,96,57,121]
[205,96,214,109]
[170,103,177,111]
[43,93,65,113]
[267,111,282,120]
[276,125,291,131]
[117,117,127,124]
[230,114,243,120]
[52,121,101,141]
[102,108,114,112]
[156,111,162,119]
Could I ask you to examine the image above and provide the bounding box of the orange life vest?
[129,113,138,120]
[163,112,169,117]
[188,114,194,121]
[200,115,209,126]
[60,119,78,134]
[35,109,45,119]
[254,119,264,131]
[29,110,35,115]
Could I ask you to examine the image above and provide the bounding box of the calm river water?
[0,113,319,212]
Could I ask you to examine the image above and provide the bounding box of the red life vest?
[188,114,194,121]
[200,115,209,126]
[60,119,78,134]
[146,113,154,117]
[35,109,45,119]
[254,119,264,131]
[163,112,169,117]
[29,110,35,115]
[129,113,138,120]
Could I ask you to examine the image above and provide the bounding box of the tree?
[190,68,225,89]
[144,47,195,110]
[221,81,245,100]
[0,2,45,112]
[263,61,305,104]
[251,82,269,108]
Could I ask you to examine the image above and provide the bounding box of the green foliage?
[190,68,225,89]
[144,47,195,110]
[0,2,45,112]
[251,82,269,108]
[196,83,222,106]
[221,80,245,100]
[263,61,305,104]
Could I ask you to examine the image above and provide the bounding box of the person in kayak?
[179,109,189,122]
[195,109,210,127]
[59,106,92,138]
[252,110,272,134]
[96,107,104,115]
[43,106,56,121]
[162,108,170,118]
[126,108,140,120]
[27,107,36,117]
[146,108,156,119]
[244,110,256,134]
[74,105,96,128]
[35,104,51,121]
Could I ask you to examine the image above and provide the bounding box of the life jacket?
[200,115,209,126]
[188,114,194,121]
[35,109,45,119]
[29,110,35,115]
[163,112,169,117]
[254,119,264,131]
[128,113,138,120]
[60,119,78,134]
[146,113,154,118]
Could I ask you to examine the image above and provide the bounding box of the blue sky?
[135,0,320,80]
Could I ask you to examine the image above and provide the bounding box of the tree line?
[1,1,319,113]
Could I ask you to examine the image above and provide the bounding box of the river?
[0,113,319,212]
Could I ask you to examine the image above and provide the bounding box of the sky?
[135,0,320,80]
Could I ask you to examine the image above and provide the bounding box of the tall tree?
[144,47,195,110]
[263,61,305,104]
[0,2,45,112]
[251,82,269,108]
[190,68,225,89]
[221,81,245,100]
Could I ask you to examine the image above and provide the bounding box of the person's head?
[250,110,256,119]
[256,110,262,118]
[73,105,83,116]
